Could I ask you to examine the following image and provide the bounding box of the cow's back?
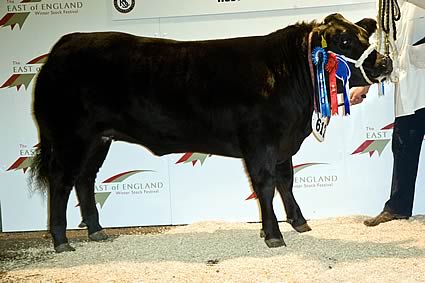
[34,32,279,154]
[41,31,269,101]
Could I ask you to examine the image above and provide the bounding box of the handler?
[350,0,425,226]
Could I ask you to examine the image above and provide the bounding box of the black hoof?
[89,230,108,241]
[265,238,286,248]
[293,223,312,233]
[55,243,75,253]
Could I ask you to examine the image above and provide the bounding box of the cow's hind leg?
[75,138,112,242]
[276,158,311,233]
[243,145,285,248]
[48,138,92,252]
[48,167,75,253]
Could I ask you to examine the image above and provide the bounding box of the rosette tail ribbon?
[335,54,351,115]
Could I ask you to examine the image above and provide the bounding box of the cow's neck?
[265,22,319,86]
[267,23,314,57]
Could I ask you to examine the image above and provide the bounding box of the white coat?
[394,0,425,117]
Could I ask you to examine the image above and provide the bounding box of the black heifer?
[31,13,392,252]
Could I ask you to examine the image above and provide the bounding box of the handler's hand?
[350,86,371,105]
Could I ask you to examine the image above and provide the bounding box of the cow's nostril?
[382,57,393,74]
[374,57,393,76]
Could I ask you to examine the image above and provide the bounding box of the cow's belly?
[100,96,312,161]
[103,120,243,158]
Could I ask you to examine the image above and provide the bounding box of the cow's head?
[317,13,392,86]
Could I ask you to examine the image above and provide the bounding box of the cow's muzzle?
[368,54,393,79]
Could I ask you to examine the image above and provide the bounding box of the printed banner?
[110,0,374,21]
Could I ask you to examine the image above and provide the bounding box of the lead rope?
[376,0,401,92]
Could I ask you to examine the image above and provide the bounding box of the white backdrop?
[0,0,424,232]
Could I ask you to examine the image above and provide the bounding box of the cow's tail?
[29,133,51,193]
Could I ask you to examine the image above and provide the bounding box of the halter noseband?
[337,42,377,85]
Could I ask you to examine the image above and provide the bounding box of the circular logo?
[113,0,135,14]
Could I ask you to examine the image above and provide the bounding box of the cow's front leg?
[276,158,311,233]
[244,146,285,248]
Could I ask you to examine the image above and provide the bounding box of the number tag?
[312,111,328,142]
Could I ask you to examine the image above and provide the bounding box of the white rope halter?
[338,42,377,85]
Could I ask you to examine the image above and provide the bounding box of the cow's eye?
[340,38,352,49]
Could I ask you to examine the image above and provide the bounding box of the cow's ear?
[323,13,344,24]
[356,18,377,36]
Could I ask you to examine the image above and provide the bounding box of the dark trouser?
[384,108,425,217]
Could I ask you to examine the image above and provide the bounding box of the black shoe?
[78,221,87,228]
[364,211,409,227]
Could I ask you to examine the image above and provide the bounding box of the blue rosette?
[312,47,330,117]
